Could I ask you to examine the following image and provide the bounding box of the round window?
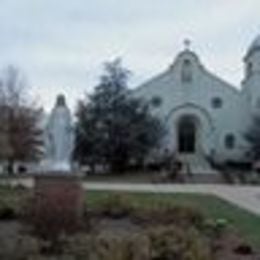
[151,96,162,107]
[211,97,223,109]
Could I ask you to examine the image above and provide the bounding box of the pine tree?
[74,59,164,173]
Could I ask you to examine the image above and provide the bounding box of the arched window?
[181,59,192,83]
[225,134,235,149]
[211,97,223,109]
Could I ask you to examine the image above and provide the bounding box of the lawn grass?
[85,191,260,247]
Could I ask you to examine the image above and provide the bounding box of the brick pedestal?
[33,174,84,235]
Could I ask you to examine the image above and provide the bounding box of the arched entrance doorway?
[177,116,197,154]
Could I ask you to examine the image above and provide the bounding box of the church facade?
[134,35,260,167]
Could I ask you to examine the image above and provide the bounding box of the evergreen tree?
[74,59,164,173]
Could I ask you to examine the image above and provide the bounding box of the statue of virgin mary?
[43,94,74,172]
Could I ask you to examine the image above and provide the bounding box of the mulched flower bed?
[0,190,259,260]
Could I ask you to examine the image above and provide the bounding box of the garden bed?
[0,186,259,259]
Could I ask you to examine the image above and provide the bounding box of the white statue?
[43,94,74,172]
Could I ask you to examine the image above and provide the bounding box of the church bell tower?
[243,34,260,115]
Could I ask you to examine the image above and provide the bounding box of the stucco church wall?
[133,48,252,164]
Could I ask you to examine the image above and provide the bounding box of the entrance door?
[178,116,196,153]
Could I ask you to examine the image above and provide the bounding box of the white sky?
[0,0,260,112]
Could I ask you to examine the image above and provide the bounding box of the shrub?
[63,233,92,260]
[234,243,254,255]
[237,171,247,184]
[132,204,205,229]
[64,227,210,260]
[88,233,123,260]
[0,206,16,220]
[220,170,234,184]
[0,234,40,260]
[91,232,150,260]
[247,173,260,185]
[95,193,134,218]
[15,235,40,259]
[146,225,211,260]
[14,183,28,191]
[204,218,229,247]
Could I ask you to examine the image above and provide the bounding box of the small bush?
[146,225,210,260]
[63,233,92,259]
[0,205,16,220]
[15,183,28,191]
[15,235,40,258]
[234,243,254,255]
[132,204,205,229]
[64,227,210,260]
[0,234,40,260]
[90,232,150,260]
[247,173,260,185]
[237,171,247,184]
[204,218,229,250]
[220,170,234,184]
[95,193,134,218]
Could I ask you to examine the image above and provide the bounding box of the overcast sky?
[0,0,260,112]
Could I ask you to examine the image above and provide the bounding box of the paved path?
[1,178,260,216]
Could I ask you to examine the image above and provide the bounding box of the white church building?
[134,35,260,171]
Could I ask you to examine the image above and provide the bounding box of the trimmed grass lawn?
[85,191,260,247]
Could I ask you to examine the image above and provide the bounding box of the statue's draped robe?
[44,104,74,171]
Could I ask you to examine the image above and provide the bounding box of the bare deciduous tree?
[0,66,43,174]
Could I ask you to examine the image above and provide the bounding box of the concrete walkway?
[1,178,259,216]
